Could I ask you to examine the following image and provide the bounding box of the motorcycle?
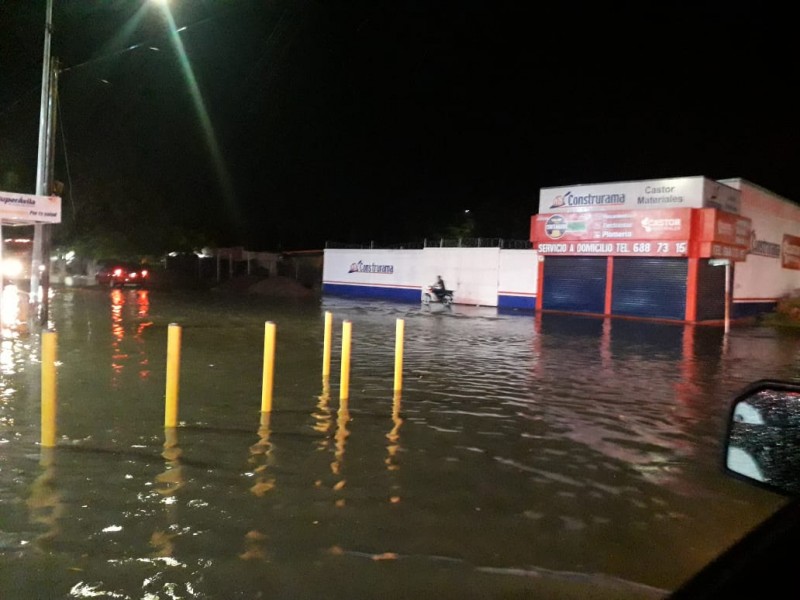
[422,285,454,307]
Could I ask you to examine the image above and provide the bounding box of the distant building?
[531,176,797,321]
[323,176,800,323]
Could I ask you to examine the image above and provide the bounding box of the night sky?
[0,1,797,251]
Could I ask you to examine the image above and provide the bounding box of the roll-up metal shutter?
[611,258,687,320]
[695,259,726,321]
[542,257,607,313]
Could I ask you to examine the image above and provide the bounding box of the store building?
[323,176,798,324]
[531,176,799,322]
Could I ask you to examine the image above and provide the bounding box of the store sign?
[536,240,689,257]
[538,177,740,214]
[348,260,394,274]
[0,190,61,224]
[708,243,749,261]
[711,211,751,247]
[749,230,781,258]
[534,208,692,243]
[782,234,800,270]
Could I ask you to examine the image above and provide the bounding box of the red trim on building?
[536,258,544,312]
[685,258,699,322]
[604,256,614,315]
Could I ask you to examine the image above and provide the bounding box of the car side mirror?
[725,380,800,496]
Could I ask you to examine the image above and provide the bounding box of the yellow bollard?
[340,320,352,401]
[322,311,333,380]
[393,319,404,392]
[261,322,276,413]
[164,323,182,428]
[40,330,58,448]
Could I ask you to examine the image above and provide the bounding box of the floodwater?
[0,286,797,599]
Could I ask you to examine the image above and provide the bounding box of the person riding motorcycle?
[432,275,447,302]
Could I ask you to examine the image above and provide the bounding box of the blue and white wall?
[323,248,538,309]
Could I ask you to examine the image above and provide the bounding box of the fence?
[325,238,532,250]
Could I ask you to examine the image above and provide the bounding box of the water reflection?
[27,448,64,549]
[312,378,334,448]
[385,392,403,471]
[248,412,275,497]
[151,428,184,558]
[109,289,152,386]
[331,398,350,507]
[386,392,403,504]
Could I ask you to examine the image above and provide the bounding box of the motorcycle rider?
[432,275,447,301]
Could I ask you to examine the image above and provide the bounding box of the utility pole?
[32,0,56,326]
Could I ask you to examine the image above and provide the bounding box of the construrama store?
[529,175,793,322]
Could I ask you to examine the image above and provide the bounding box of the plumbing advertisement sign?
[0,191,61,224]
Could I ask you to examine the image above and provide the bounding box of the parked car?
[95,261,149,288]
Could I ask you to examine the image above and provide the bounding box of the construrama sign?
[538,176,740,214]
[348,260,394,274]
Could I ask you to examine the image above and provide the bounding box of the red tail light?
[141,270,149,277]
[113,268,123,276]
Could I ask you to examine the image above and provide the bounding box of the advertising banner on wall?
[538,176,740,215]
[532,207,752,260]
[0,191,61,224]
[532,209,693,256]
[782,234,800,270]
[693,208,751,247]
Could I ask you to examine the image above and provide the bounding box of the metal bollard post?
[322,311,333,380]
[261,322,276,413]
[164,323,182,428]
[40,330,57,448]
[340,320,352,401]
[393,319,404,392]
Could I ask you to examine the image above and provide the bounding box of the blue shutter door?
[611,258,687,320]
[542,257,607,314]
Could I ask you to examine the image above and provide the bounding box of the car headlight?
[1,258,24,278]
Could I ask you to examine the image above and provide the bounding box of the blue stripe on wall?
[498,295,536,310]
[323,283,421,303]
[733,301,777,319]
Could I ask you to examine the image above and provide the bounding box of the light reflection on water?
[0,290,798,598]
[110,289,153,386]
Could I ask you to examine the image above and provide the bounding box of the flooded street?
[0,287,796,599]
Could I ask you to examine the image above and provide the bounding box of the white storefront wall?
[721,179,800,303]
